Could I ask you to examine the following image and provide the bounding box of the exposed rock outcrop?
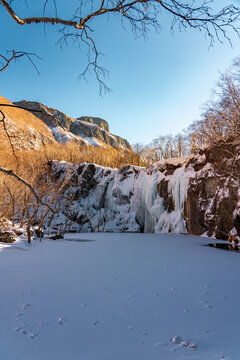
[78,116,109,132]
[0,96,55,150]
[14,100,131,150]
[49,136,240,239]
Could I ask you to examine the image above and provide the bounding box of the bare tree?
[186,57,240,151]
[1,0,240,93]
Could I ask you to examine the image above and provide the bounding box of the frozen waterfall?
[133,168,189,233]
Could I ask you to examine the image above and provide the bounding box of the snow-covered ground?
[0,233,239,360]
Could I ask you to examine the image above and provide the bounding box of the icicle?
[155,173,189,234]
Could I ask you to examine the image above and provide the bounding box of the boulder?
[0,230,17,243]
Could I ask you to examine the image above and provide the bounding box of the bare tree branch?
[0,167,57,213]
[0,102,69,214]
[1,0,240,93]
[0,108,19,164]
[0,50,23,72]
[0,50,42,74]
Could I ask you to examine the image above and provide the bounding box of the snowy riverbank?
[0,233,239,360]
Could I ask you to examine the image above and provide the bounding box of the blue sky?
[1,0,240,144]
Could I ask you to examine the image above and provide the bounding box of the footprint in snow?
[205,304,213,309]
[23,303,31,310]
[58,317,65,325]
[39,321,49,328]
[128,294,134,299]
[170,336,197,350]
[21,329,37,339]
[15,313,23,321]
[170,336,182,344]
[15,324,27,332]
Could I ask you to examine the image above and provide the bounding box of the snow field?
[0,233,239,360]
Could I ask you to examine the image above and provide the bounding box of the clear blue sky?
[1,0,240,144]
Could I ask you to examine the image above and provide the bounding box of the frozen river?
[0,233,239,360]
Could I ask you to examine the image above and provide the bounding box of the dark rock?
[35,228,44,238]
[0,231,16,243]
[164,163,181,176]
[234,215,240,236]
[77,116,110,132]
[184,183,205,235]
[49,234,64,240]
[104,170,111,177]
[77,165,85,175]
[214,192,238,240]
[112,188,130,205]
[15,229,24,236]
[158,179,174,213]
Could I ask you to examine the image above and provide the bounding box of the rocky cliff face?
[49,136,240,240]
[14,100,131,150]
[0,96,55,150]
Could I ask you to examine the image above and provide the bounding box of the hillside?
[14,100,131,150]
[0,95,55,151]
[0,96,131,152]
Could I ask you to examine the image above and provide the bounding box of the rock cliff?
[49,136,240,240]
[0,95,55,150]
[14,100,131,150]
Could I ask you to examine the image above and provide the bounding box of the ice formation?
[49,136,240,238]
[50,159,192,234]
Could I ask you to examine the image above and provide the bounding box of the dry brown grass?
[0,93,146,234]
[0,95,54,137]
[0,96,144,226]
[0,141,144,224]
[0,141,144,174]
[0,95,55,152]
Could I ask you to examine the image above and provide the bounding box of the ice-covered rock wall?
[49,136,240,239]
